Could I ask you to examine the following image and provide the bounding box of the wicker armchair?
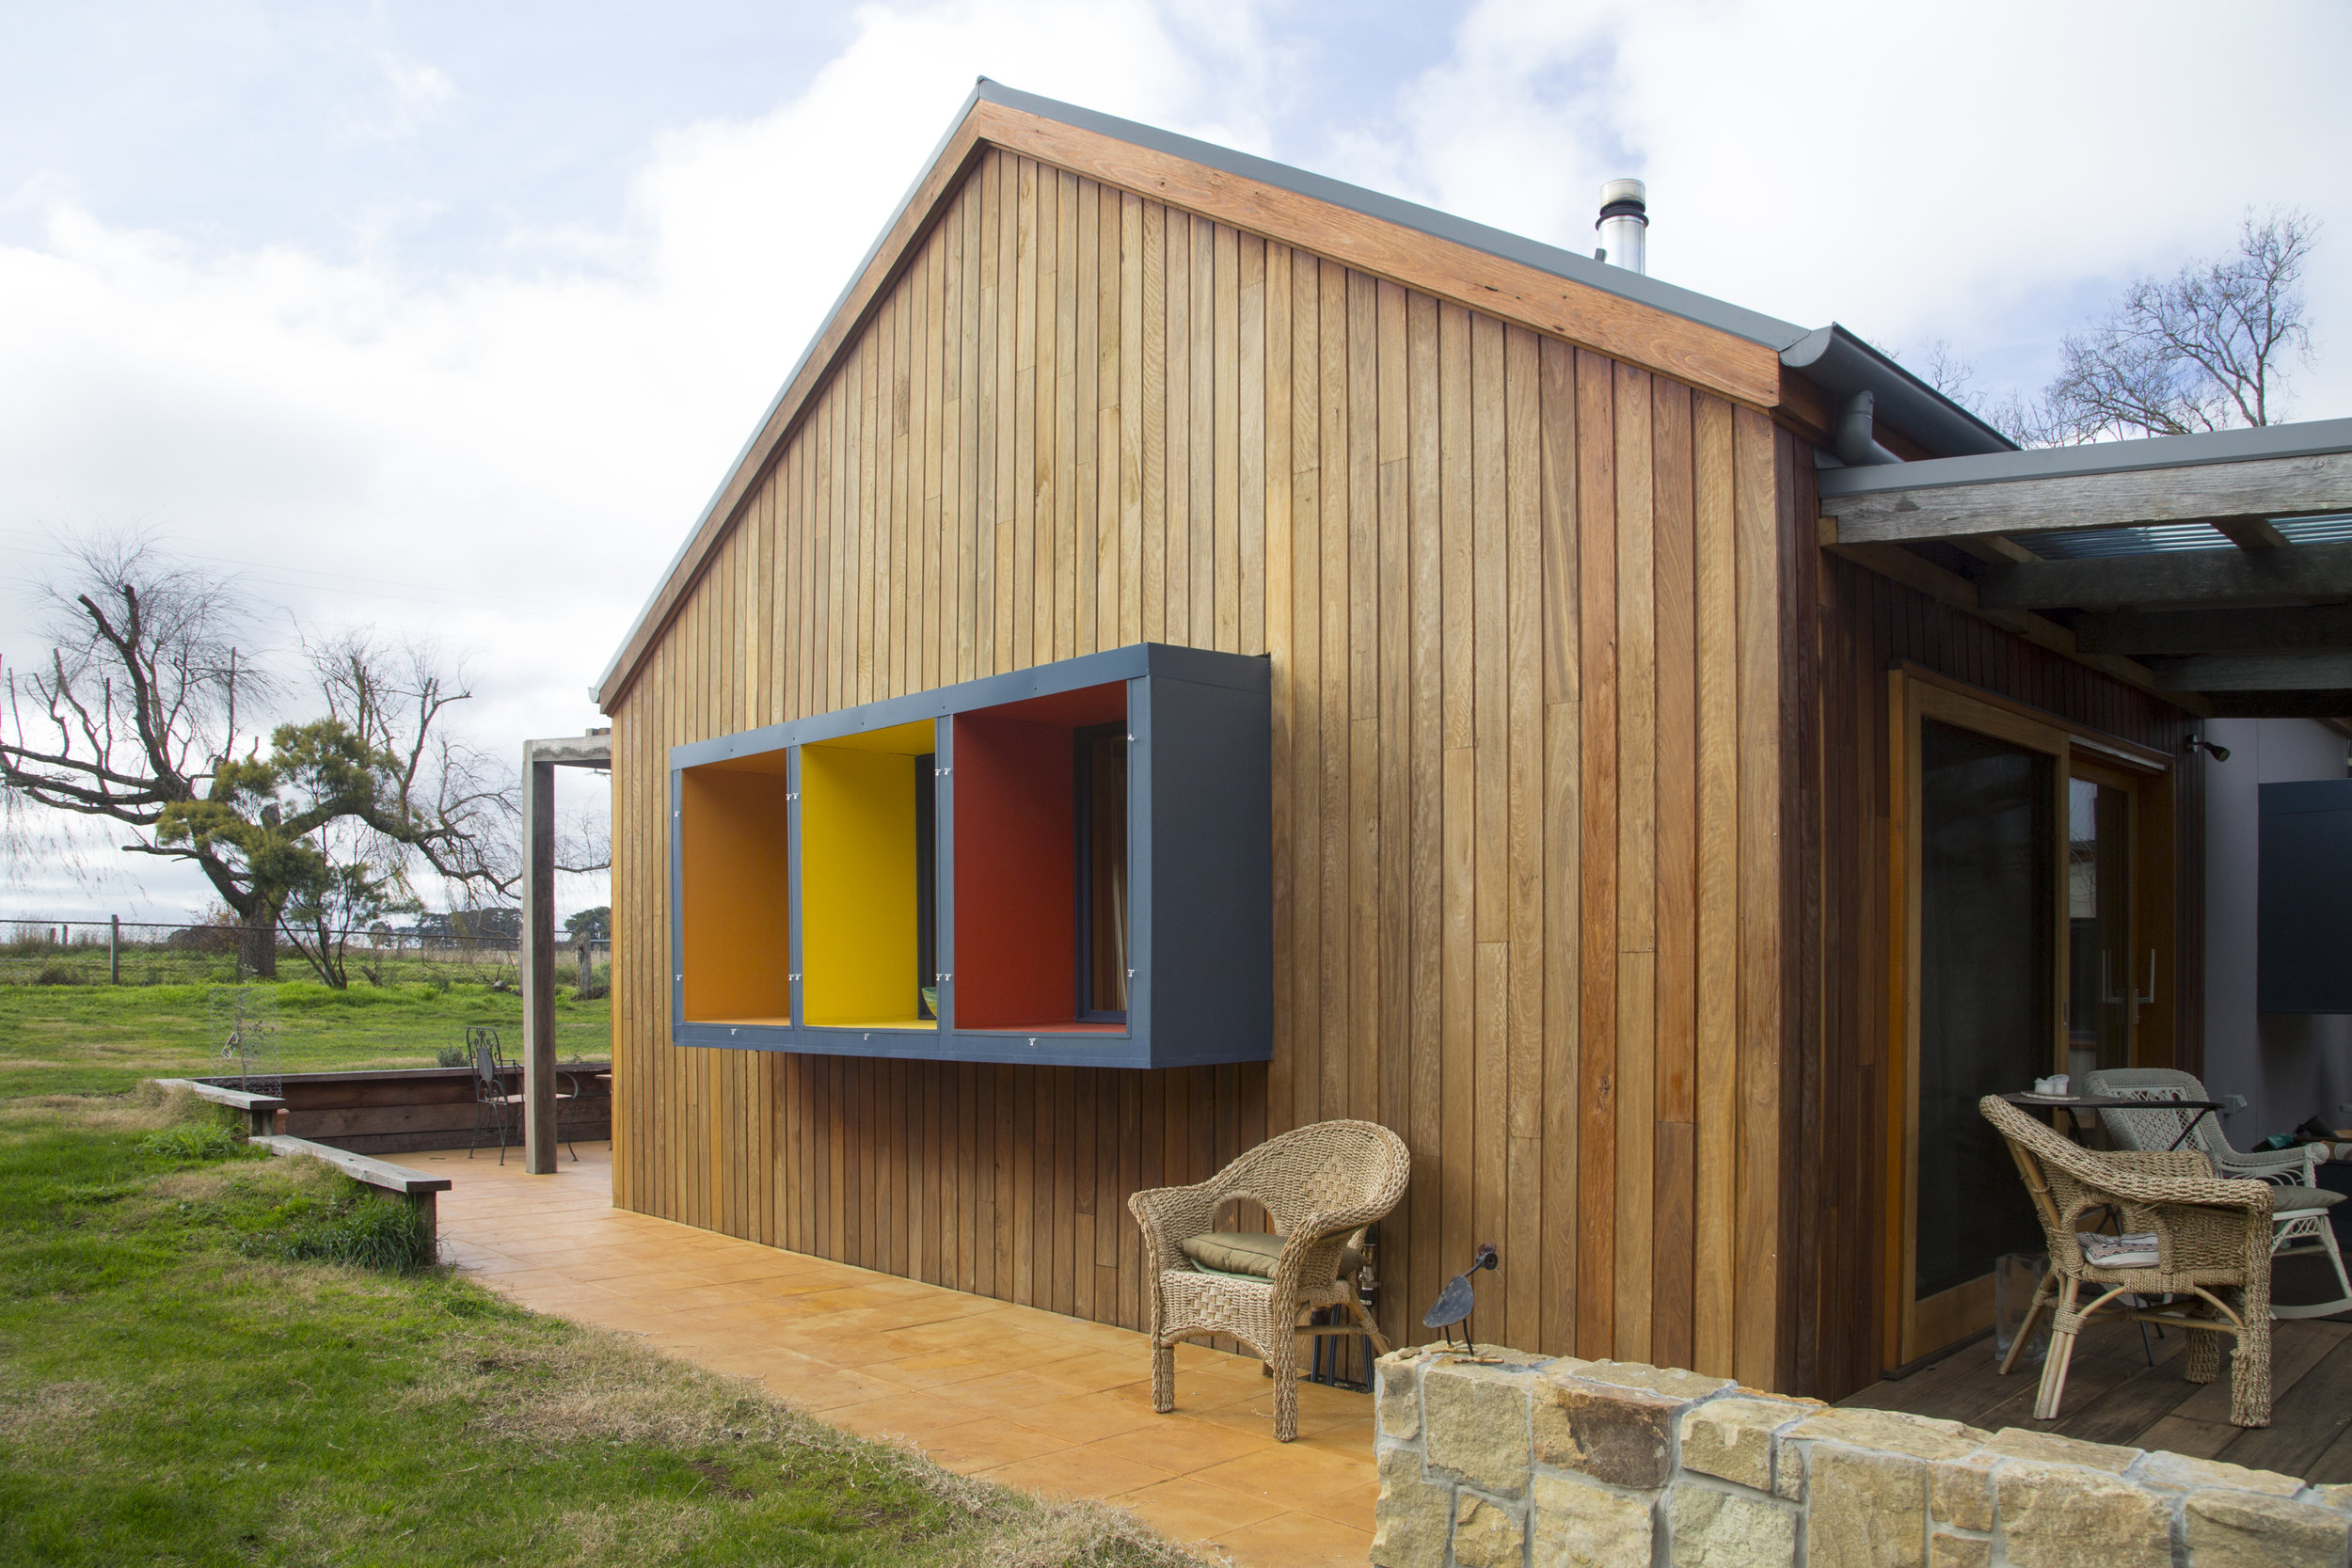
[1981,1095,2275,1427]
[2085,1067,2352,1319]
[1127,1119,1408,1442]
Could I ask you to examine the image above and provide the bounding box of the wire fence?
[1,918,612,991]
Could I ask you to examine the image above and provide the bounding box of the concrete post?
[109,915,120,986]
[521,752,557,1174]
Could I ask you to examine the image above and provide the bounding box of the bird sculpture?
[1423,1243,1500,1353]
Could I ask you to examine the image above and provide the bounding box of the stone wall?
[1371,1345,2352,1567]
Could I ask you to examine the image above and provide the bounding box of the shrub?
[139,1122,245,1161]
[241,1185,433,1273]
[35,961,80,986]
[435,1046,469,1067]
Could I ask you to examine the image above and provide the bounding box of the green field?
[0,981,614,1098]
[0,1090,1190,1567]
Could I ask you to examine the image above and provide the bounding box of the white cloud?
[6,0,2348,924]
[0,0,1281,920]
[1345,0,2352,412]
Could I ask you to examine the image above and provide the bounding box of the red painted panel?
[977,681,1126,730]
[953,712,1078,1028]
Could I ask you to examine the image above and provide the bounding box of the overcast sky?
[4,0,2348,922]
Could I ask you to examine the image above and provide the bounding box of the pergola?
[518,729,612,1175]
[1817,417,2352,722]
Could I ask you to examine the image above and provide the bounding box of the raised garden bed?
[189,1063,612,1156]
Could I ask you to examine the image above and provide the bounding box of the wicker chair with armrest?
[1127,1118,1408,1442]
[1981,1094,2275,1427]
[2084,1066,2352,1318]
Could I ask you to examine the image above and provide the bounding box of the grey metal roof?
[973,83,2011,461]
[1816,417,2352,499]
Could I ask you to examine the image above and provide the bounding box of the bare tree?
[2041,209,2318,442]
[0,535,527,981]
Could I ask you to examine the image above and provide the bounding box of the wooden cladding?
[609,148,1798,1387]
[1792,549,2197,1398]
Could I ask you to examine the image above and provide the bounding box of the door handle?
[2136,949,2156,1007]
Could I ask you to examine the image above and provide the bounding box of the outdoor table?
[1997,1092,2223,1151]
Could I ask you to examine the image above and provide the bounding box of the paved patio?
[416,1140,1377,1568]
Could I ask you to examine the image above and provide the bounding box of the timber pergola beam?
[1819,419,2352,545]
[1816,418,2352,719]
[521,730,613,1176]
[1977,540,2352,610]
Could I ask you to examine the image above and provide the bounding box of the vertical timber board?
[1574,348,1618,1358]
[606,146,2046,1390]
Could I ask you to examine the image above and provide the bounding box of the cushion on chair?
[2077,1231,2162,1268]
[1179,1230,1363,1281]
[2270,1184,2343,1212]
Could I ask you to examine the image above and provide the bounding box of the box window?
[952,682,1127,1033]
[677,755,792,1023]
[799,719,938,1030]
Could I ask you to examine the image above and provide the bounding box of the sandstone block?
[1975,1427,2140,1474]
[1576,1359,1737,1402]
[1530,1473,1653,1568]
[1453,1493,1528,1568]
[1664,1483,1795,1568]
[1376,1351,1422,1440]
[2184,1488,2352,1568]
[1785,1407,1987,1463]
[1680,1398,1808,1492]
[1926,1530,1990,1568]
[1804,1446,1927,1568]
[1994,1461,2170,1568]
[1928,1455,1997,1532]
[1534,1370,1684,1490]
[1371,1444,1454,1568]
[2130,1449,2304,1497]
[1423,1358,1534,1496]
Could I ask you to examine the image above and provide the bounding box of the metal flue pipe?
[1596,178,1647,275]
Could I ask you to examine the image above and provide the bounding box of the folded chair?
[1128,1119,1408,1442]
[2085,1067,2352,1318]
[1980,1095,2274,1427]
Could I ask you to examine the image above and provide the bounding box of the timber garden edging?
[1371,1345,2352,1567]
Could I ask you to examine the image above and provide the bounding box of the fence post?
[109,915,120,986]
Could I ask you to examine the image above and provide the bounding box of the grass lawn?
[0,1089,1196,1567]
[0,981,613,1098]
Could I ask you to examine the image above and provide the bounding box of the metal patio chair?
[1981,1094,2274,1427]
[467,1028,580,1165]
[2085,1067,2352,1319]
[1128,1119,1408,1442]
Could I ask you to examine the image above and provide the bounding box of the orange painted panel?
[680,767,792,1020]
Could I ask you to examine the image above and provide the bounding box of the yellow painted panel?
[802,742,922,1024]
[817,718,938,755]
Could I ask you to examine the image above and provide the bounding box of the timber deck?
[420,1141,1375,1568]
[1840,1310,2352,1480]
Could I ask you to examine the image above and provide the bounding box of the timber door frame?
[1882,666,2175,1370]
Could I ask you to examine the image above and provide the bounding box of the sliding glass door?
[1889,674,2169,1367]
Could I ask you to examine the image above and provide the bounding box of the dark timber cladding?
[1793,544,2200,1398]
[602,138,1803,1381]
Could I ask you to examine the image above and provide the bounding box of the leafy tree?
[1,536,516,980]
[564,906,611,942]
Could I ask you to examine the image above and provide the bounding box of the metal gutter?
[1784,325,2015,459]
[1816,416,2352,498]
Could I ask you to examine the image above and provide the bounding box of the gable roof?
[596,79,2007,709]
